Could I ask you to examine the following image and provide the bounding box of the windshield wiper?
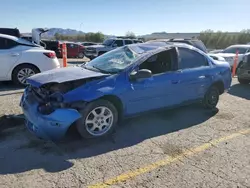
[92,66,113,74]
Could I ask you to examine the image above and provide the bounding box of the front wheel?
[76,99,118,138]
[203,86,219,109]
[238,78,250,84]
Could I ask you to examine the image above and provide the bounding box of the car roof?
[0,33,19,41]
[128,42,195,55]
[227,44,250,48]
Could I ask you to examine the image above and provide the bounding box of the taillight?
[43,52,56,58]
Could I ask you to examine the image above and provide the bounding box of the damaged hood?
[26,66,110,87]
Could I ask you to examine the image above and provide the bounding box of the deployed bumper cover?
[20,89,81,140]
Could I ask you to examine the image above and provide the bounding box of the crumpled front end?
[20,86,82,140]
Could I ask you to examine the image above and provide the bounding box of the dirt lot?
[0,77,250,188]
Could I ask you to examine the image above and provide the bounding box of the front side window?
[103,39,114,46]
[125,40,133,45]
[114,40,123,47]
[0,37,18,49]
[139,50,173,75]
[178,48,208,69]
[82,46,139,73]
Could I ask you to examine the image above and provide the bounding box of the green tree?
[125,31,136,38]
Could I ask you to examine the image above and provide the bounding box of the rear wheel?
[238,78,250,84]
[203,86,219,109]
[76,99,118,138]
[12,64,40,86]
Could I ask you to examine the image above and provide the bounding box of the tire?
[76,99,118,139]
[12,64,40,86]
[98,51,105,56]
[202,86,220,109]
[238,78,250,84]
[78,52,84,58]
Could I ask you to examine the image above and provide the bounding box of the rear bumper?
[20,88,81,140]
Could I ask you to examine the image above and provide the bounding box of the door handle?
[11,53,19,56]
[171,80,180,84]
[199,75,210,79]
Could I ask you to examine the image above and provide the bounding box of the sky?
[1,0,250,35]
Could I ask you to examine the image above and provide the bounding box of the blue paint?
[21,43,232,140]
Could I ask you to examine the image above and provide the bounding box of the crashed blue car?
[20,43,232,140]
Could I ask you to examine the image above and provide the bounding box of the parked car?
[207,54,226,61]
[0,28,21,38]
[237,52,250,84]
[215,45,250,69]
[20,42,232,140]
[147,38,208,53]
[84,37,143,59]
[0,34,60,86]
[81,42,98,46]
[60,42,85,58]
[209,49,224,54]
[41,40,62,58]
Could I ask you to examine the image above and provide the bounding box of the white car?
[0,34,60,85]
[208,54,226,61]
[215,45,250,68]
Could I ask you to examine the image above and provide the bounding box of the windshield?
[103,39,114,46]
[17,38,41,47]
[82,46,139,73]
[222,46,248,54]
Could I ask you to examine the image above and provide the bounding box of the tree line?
[198,29,250,49]
[54,32,105,43]
[53,30,250,49]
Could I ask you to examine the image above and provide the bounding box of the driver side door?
[124,48,181,115]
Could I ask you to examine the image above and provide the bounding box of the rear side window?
[0,37,18,49]
[114,40,123,47]
[178,48,208,69]
[124,40,133,45]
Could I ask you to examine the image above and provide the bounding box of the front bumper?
[20,88,81,140]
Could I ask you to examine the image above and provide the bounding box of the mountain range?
[21,28,201,40]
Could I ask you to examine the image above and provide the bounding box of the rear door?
[176,47,212,101]
[0,37,22,79]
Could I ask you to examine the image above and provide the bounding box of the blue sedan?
[20,43,232,140]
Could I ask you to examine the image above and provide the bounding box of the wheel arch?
[99,95,124,121]
[211,80,224,94]
[11,63,41,79]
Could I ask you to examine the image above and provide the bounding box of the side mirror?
[112,43,117,47]
[130,69,152,81]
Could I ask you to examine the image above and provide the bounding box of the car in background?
[147,38,208,53]
[208,54,226,62]
[20,42,231,140]
[237,52,250,84]
[81,42,98,46]
[84,37,143,59]
[0,34,60,86]
[0,28,21,38]
[215,45,250,69]
[41,40,62,58]
[209,49,224,54]
[60,42,85,58]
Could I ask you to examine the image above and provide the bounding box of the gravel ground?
[0,78,249,188]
